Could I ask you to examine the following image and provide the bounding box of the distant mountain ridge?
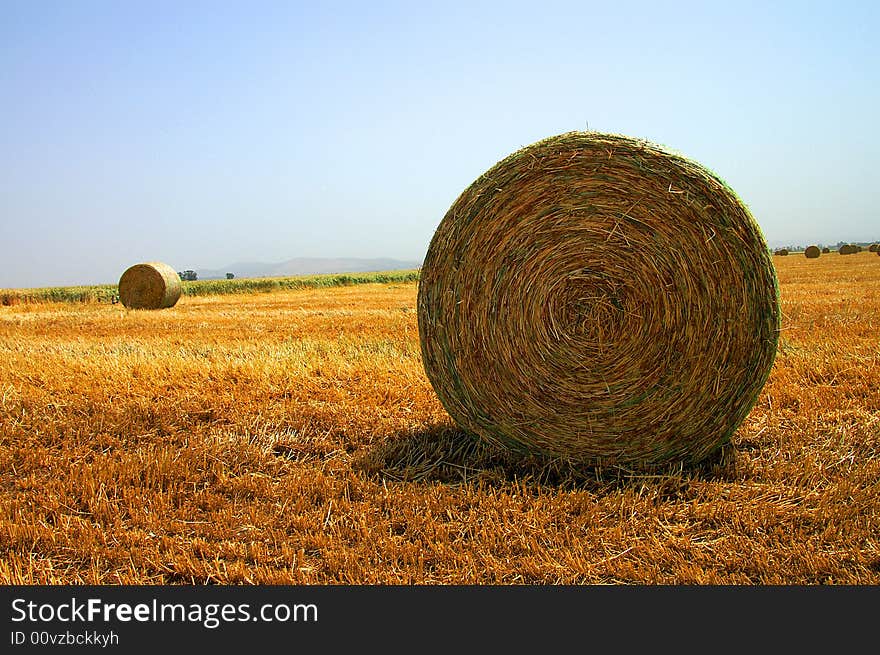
[195,257,422,280]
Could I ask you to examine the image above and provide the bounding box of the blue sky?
[1,0,877,287]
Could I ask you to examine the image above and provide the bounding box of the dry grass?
[1,254,878,584]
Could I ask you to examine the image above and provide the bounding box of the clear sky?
[1,0,877,288]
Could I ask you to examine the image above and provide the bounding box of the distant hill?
[196,257,422,280]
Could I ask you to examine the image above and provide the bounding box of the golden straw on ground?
[417,131,780,468]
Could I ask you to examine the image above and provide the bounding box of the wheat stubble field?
[1,253,878,584]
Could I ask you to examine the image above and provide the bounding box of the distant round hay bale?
[774,249,789,256]
[822,247,830,254]
[804,245,821,259]
[869,243,878,252]
[118,262,182,309]
[417,131,780,467]
[839,244,856,255]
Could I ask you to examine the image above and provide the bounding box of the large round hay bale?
[774,249,789,256]
[118,262,182,309]
[417,132,780,467]
[804,245,821,259]
[839,244,856,255]
[822,247,830,254]
[869,244,878,252]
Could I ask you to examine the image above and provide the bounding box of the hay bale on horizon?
[417,131,780,468]
[822,247,830,254]
[774,249,789,256]
[118,262,182,309]
[869,243,878,252]
[804,245,821,259]
[839,244,856,255]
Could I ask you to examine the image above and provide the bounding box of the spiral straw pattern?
[417,132,780,467]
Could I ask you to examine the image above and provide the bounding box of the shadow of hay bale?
[352,425,739,493]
